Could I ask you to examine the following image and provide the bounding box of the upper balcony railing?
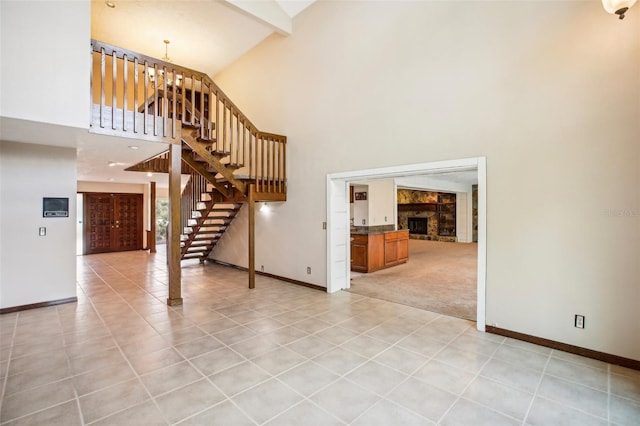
[90,40,286,195]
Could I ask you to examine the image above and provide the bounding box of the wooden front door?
[84,193,143,254]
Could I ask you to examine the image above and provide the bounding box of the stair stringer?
[181,125,247,195]
[180,123,247,262]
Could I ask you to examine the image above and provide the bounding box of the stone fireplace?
[397,189,456,242]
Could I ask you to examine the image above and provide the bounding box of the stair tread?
[191,151,230,160]
[186,247,208,252]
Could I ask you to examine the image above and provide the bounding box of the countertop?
[350,229,409,236]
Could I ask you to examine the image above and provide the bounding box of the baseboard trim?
[486,326,640,371]
[208,259,326,292]
[0,297,78,315]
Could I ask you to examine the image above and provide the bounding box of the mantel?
[397,203,437,212]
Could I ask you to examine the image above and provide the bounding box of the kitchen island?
[350,229,409,273]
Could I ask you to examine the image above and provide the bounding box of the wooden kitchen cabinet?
[350,233,383,273]
[384,230,409,267]
[350,234,369,272]
[350,230,408,273]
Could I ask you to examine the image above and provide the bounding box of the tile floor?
[0,250,639,425]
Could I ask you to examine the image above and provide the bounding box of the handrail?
[90,39,286,196]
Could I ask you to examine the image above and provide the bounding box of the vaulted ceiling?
[7,1,476,188]
[91,0,316,77]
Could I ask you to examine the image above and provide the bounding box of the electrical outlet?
[39,227,46,236]
[306,267,311,274]
[261,265,264,272]
[322,222,327,230]
[362,219,366,225]
[574,315,585,329]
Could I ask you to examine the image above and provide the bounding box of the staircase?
[178,168,244,262]
[181,199,243,262]
[89,39,287,266]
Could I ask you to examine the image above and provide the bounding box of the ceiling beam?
[222,0,292,35]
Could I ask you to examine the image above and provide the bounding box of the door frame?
[326,157,487,331]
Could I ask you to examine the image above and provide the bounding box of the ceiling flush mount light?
[108,161,117,167]
[260,202,269,213]
[128,145,139,150]
[602,0,637,19]
[105,1,116,8]
[147,172,153,177]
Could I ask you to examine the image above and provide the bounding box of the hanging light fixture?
[147,40,171,82]
[161,40,171,62]
[147,39,182,88]
[602,0,637,19]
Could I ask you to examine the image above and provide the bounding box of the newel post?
[248,184,256,289]
[167,143,183,306]
[149,181,157,253]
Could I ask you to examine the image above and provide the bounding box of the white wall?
[352,185,368,226]
[0,1,90,129]
[213,1,640,360]
[77,181,148,194]
[0,142,77,309]
[396,176,471,194]
[367,179,395,226]
[455,192,470,243]
[156,188,169,199]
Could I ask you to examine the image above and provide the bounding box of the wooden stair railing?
[90,39,286,199]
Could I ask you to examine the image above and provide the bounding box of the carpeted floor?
[348,240,477,321]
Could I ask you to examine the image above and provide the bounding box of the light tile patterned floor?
[0,250,639,425]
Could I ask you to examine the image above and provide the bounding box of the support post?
[149,181,157,253]
[248,184,255,289]
[167,143,183,306]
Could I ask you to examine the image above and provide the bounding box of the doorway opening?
[156,197,169,246]
[76,193,83,255]
[349,184,477,321]
[327,157,486,331]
